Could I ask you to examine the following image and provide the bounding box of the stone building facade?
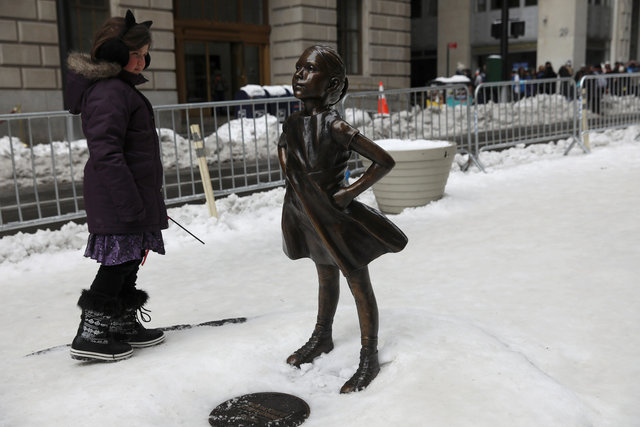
[270,0,411,91]
[0,0,411,115]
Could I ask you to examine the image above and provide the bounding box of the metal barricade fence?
[473,77,582,162]
[340,85,478,170]
[152,97,301,206]
[2,77,640,233]
[566,72,640,153]
[0,97,302,233]
[0,111,85,231]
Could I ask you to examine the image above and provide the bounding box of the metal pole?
[55,0,69,107]
[447,45,450,76]
[501,1,509,81]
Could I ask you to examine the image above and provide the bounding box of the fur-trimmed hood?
[64,52,147,114]
[65,53,122,114]
[67,52,121,81]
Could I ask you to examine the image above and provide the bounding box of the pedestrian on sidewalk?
[64,10,167,362]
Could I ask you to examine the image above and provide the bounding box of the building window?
[175,0,265,24]
[61,0,110,54]
[491,0,520,9]
[524,0,537,5]
[411,0,422,18]
[242,0,264,24]
[174,0,270,106]
[426,0,438,16]
[337,0,362,75]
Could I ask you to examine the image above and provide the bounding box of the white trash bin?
[362,139,456,214]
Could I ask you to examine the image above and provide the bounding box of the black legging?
[88,259,141,299]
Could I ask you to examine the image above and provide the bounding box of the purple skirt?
[84,231,165,266]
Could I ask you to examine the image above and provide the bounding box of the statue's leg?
[340,266,380,393]
[286,264,339,367]
[345,266,378,338]
[315,263,340,331]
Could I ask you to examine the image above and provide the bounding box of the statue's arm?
[278,132,287,172]
[333,133,394,209]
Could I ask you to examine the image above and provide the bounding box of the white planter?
[362,139,456,214]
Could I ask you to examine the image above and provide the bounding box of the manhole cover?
[208,392,310,426]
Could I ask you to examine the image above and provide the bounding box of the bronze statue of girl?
[278,45,408,393]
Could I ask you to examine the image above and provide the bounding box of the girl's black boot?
[70,290,133,362]
[111,288,165,348]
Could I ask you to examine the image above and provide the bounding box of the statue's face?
[292,49,330,101]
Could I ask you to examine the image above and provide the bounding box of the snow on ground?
[0,126,639,426]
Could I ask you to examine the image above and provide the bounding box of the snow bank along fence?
[569,72,640,152]
[2,73,640,233]
[341,85,477,170]
[473,77,583,158]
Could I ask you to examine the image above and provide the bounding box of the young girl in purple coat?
[278,45,408,393]
[65,10,167,362]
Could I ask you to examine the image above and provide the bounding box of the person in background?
[211,68,227,102]
[609,62,626,95]
[511,68,521,101]
[615,61,625,74]
[585,63,607,115]
[604,63,613,74]
[558,62,575,100]
[512,67,527,101]
[523,67,535,97]
[474,64,486,103]
[574,65,588,87]
[541,61,558,94]
[211,68,228,114]
[64,10,167,362]
[474,65,486,88]
[626,61,640,96]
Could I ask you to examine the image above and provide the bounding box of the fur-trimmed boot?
[70,289,133,362]
[111,288,165,348]
[286,324,334,368]
[340,338,380,393]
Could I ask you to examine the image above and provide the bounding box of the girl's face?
[292,49,331,101]
[124,44,149,75]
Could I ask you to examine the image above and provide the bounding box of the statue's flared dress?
[279,109,407,276]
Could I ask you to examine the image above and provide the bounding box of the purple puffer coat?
[65,53,168,234]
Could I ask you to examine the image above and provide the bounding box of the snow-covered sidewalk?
[0,128,639,426]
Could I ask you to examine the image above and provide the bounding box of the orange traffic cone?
[378,81,390,115]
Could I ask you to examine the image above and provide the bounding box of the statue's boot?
[340,339,380,393]
[286,325,333,368]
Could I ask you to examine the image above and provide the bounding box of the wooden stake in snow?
[190,124,218,218]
